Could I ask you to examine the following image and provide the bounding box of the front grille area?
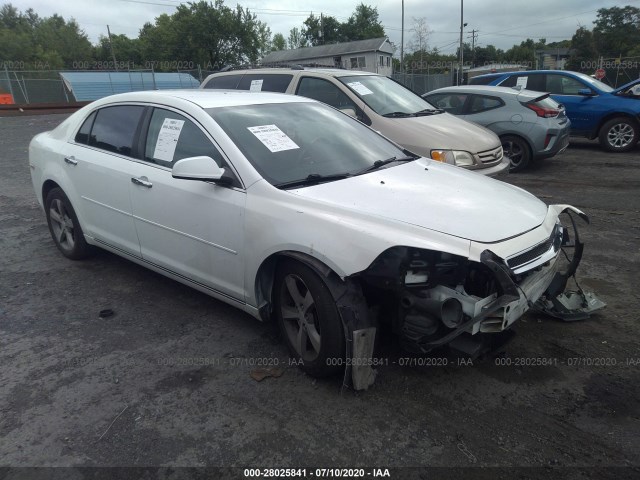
[507,227,560,270]
[476,146,503,164]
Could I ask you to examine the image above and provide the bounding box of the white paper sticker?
[153,118,185,162]
[516,76,528,88]
[247,124,300,153]
[250,79,263,92]
[347,81,374,96]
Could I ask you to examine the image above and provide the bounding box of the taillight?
[527,103,559,118]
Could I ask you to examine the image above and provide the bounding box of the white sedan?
[29,90,601,389]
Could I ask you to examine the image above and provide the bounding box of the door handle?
[64,156,78,166]
[131,176,153,188]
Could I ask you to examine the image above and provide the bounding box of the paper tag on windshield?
[250,79,263,92]
[153,118,185,161]
[347,81,373,96]
[248,125,300,153]
[516,76,528,88]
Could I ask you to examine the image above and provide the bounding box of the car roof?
[206,68,379,78]
[90,89,315,109]
[427,85,544,100]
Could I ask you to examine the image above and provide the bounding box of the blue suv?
[470,70,640,152]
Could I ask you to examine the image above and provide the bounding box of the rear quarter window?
[203,75,243,89]
[500,74,545,92]
[236,74,293,93]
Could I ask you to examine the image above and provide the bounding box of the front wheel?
[273,259,345,377]
[501,135,531,172]
[45,187,95,260]
[598,117,639,152]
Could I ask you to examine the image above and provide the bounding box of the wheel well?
[42,180,61,203]
[254,251,343,322]
[595,113,639,138]
[499,133,532,157]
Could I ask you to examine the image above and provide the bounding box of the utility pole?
[320,12,324,45]
[468,29,478,68]
[458,0,463,85]
[400,0,404,74]
[106,25,118,71]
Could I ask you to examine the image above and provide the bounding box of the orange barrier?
[0,93,15,104]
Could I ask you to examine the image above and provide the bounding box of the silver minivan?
[201,68,510,176]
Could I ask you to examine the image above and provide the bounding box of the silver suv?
[201,68,510,176]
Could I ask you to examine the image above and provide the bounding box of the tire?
[45,187,94,260]
[501,135,531,172]
[598,117,639,152]
[273,259,345,377]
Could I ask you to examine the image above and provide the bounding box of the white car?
[29,90,601,389]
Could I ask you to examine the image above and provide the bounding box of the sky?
[10,0,629,55]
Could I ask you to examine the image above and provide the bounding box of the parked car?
[423,86,571,171]
[469,70,640,152]
[201,68,510,176]
[29,90,600,389]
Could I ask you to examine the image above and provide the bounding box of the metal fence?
[391,73,453,95]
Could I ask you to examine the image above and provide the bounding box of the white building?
[261,37,395,76]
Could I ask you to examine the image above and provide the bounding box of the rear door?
[127,106,247,301]
[65,105,146,257]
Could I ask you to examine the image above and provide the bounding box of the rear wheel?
[598,117,639,152]
[45,187,94,260]
[501,135,531,172]
[274,259,345,377]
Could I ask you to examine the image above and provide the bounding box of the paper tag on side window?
[153,118,185,162]
[248,125,300,153]
[250,79,263,92]
[347,81,373,96]
[516,76,528,88]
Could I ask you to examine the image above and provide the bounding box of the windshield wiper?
[414,108,445,116]
[353,156,415,175]
[275,172,351,189]
[382,111,414,118]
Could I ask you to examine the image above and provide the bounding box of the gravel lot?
[1,114,639,477]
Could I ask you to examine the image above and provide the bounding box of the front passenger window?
[144,109,228,169]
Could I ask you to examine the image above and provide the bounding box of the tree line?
[403,6,640,76]
[1,2,638,75]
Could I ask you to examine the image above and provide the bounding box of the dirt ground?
[1,114,639,478]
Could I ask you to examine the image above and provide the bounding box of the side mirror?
[340,107,356,118]
[578,88,595,96]
[172,156,227,182]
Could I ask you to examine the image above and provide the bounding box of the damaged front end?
[343,207,605,390]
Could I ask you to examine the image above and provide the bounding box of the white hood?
[290,159,547,243]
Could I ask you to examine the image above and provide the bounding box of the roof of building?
[468,63,527,73]
[59,71,200,101]
[261,37,393,64]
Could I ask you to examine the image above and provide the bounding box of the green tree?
[593,6,640,57]
[566,26,597,71]
[302,13,342,45]
[287,27,307,49]
[271,33,286,51]
[94,33,142,65]
[138,1,270,70]
[341,3,385,41]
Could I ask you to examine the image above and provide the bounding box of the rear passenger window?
[426,93,467,114]
[203,75,243,89]
[236,74,293,93]
[89,106,145,156]
[75,111,96,145]
[469,95,503,113]
[500,74,545,92]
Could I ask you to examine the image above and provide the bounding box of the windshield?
[208,102,410,187]
[572,72,614,93]
[338,75,439,116]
